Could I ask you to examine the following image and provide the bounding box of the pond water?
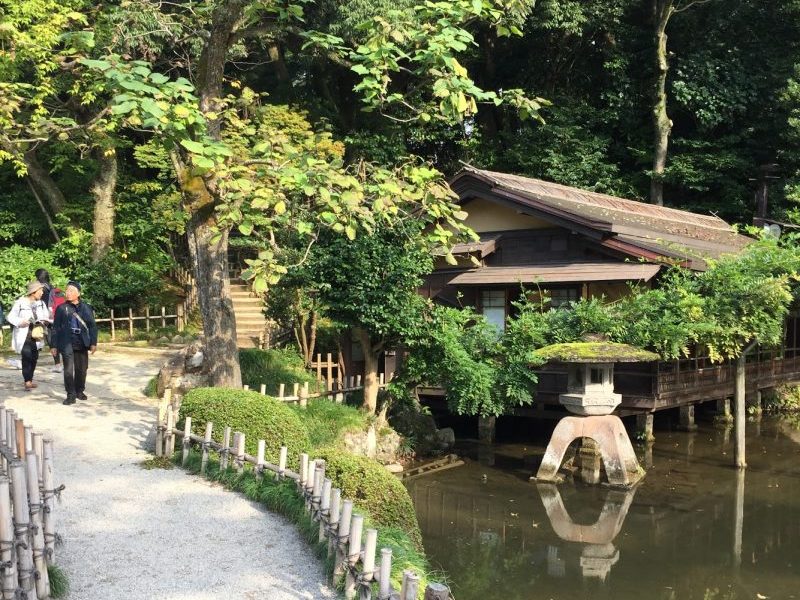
[405,415,800,600]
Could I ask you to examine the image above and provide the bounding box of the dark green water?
[406,417,800,600]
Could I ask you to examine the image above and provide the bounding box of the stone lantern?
[531,340,659,488]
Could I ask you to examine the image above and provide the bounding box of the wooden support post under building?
[679,404,698,432]
[477,416,496,443]
[635,413,655,442]
[715,398,733,424]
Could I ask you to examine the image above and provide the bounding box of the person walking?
[51,281,97,405]
[34,268,64,373]
[6,281,50,391]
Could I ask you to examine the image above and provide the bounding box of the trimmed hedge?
[178,388,310,464]
[313,447,422,549]
[291,399,368,449]
[239,348,316,395]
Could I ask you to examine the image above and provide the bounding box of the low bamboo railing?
[154,391,450,600]
[0,405,64,600]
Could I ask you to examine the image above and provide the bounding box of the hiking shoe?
[62,396,76,405]
[51,364,63,373]
[77,392,87,401]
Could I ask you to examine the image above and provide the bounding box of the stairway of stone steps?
[230,279,266,348]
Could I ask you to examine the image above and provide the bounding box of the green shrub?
[239,348,316,394]
[178,388,310,464]
[313,447,422,548]
[292,400,368,449]
[763,385,800,412]
[0,245,66,308]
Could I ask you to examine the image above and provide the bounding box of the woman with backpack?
[7,280,51,391]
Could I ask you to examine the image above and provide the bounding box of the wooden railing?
[0,405,64,600]
[155,391,450,600]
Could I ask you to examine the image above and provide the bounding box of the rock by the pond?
[156,336,171,345]
[385,463,404,474]
[156,342,210,398]
[172,334,184,344]
[436,427,456,449]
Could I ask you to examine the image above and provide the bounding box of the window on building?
[481,290,507,332]
[549,287,580,308]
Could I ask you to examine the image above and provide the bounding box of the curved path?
[0,347,333,600]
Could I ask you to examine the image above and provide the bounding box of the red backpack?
[48,287,66,319]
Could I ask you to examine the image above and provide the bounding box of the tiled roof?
[448,262,661,285]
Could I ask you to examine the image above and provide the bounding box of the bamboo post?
[278,383,284,400]
[201,422,213,474]
[181,417,192,465]
[400,571,420,600]
[26,451,49,599]
[278,446,287,480]
[379,549,392,600]
[146,306,151,332]
[299,384,308,408]
[0,476,17,599]
[41,439,56,562]
[128,307,134,338]
[345,513,364,600]
[260,384,267,395]
[312,462,325,516]
[335,499,353,583]
[327,487,341,555]
[0,408,6,474]
[176,303,184,331]
[319,478,332,542]
[220,427,232,470]
[234,432,245,473]
[293,383,299,399]
[10,461,35,598]
[424,583,450,600]
[379,372,385,386]
[110,308,115,341]
[243,384,249,392]
[165,405,175,458]
[15,419,25,459]
[168,404,178,456]
[356,375,362,388]
[32,432,43,489]
[326,353,333,385]
[161,305,166,328]
[299,454,309,489]
[256,440,266,480]
[6,411,16,459]
[316,354,322,381]
[361,528,378,599]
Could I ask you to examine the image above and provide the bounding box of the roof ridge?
[463,167,733,231]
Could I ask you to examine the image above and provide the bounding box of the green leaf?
[238,221,253,236]
[345,224,357,240]
[180,139,206,154]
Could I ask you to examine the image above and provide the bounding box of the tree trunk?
[650,1,673,206]
[355,327,379,414]
[91,149,118,261]
[177,0,247,387]
[23,150,65,215]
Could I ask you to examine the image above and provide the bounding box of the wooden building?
[419,168,800,425]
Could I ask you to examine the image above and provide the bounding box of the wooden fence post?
[26,451,49,598]
[235,433,246,473]
[335,499,353,583]
[15,418,25,458]
[326,353,333,386]
[256,440,266,480]
[379,548,392,600]
[146,306,151,332]
[361,528,378,599]
[32,432,44,488]
[42,439,56,561]
[328,488,341,556]
[201,422,213,474]
[176,303,185,332]
[345,513,364,600]
[316,354,322,381]
[299,385,308,408]
[165,405,175,457]
[181,417,192,465]
[424,583,450,600]
[260,384,267,395]
[128,307,134,338]
[278,446,287,480]
[161,305,166,328]
[319,478,332,542]
[400,571,420,600]
[220,427,232,470]
[110,308,115,341]
[10,461,35,597]
[0,476,17,598]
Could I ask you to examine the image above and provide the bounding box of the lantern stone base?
[534,415,644,488]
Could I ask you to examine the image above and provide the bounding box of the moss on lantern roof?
[532,342,660,363]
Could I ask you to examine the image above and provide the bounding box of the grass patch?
[48,564,69,598]
[179,450,434,598]
[292,400,369,449]
[239,348,316,395]
[143,376,159,398]
[140,456,174,470]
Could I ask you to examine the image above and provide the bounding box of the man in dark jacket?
[51,281,98,405]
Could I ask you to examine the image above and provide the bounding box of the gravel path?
[0,347,334,600]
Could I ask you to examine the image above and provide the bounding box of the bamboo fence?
[0,404,64,600]
[242,372,393,406]
[95,305,185,340]
[155,390,450,600]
